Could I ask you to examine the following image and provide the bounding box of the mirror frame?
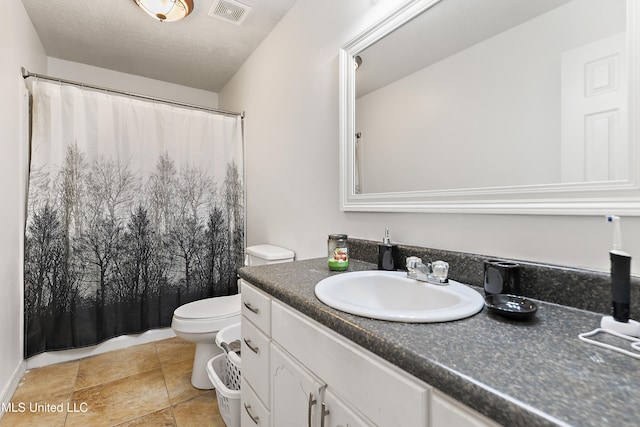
[339,0,640,215]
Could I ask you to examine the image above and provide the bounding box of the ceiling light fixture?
[133,0,194,22]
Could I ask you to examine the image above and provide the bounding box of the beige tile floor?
[0,337,227,427]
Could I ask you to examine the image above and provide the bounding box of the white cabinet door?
[271,343,326,427]
[272,300,430,427]
[431,390,500,427]
[322,388,374,427]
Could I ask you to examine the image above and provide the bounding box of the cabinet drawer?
[241,316,271,407]
[241,280,271,335]
[272,300,430,427]
[241,378,270,427]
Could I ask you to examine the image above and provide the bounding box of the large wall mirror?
[339,0,640,214]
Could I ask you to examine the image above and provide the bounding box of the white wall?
[220,0,640,275]
[0,0,47,409]
[47,58,219,108]
[219,0,408,260]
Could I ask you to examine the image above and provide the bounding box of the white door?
[561,32,627,182]
[271,343,325,427]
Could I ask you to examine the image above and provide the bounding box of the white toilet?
[171,244,295,389]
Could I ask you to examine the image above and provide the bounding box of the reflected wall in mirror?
[339,0,640,214]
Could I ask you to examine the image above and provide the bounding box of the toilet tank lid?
[246,244,295,261]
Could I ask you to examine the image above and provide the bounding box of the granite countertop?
[239,258,640,427]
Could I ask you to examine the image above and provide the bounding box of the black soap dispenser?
[378,228,397,271]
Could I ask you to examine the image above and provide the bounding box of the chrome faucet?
[406,257,449,285]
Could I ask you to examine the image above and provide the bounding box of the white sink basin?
[315,270,484,323]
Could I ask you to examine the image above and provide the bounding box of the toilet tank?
[245,245,295,266]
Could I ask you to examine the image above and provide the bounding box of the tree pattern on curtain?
[24,81,244,357]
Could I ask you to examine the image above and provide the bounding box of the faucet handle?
[406,256,422,269]
[431,260,449,282]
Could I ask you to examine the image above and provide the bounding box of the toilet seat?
[171,294,241,333]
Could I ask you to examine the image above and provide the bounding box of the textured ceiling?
[21,0,298,92]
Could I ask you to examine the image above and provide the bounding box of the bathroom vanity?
[239,257,640,427]
[240,281,439,426]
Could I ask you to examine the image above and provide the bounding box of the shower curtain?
[23,80,244,358]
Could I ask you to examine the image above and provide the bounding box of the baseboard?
[26,328,176,370]
[0,360,26,421]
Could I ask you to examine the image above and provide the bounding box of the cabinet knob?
[308,393,317,427]
[243,301,260,314]
[320,402,330,427]
[244,403,260,425]
[244,338,260,354]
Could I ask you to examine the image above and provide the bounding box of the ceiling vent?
[208,0,252,25]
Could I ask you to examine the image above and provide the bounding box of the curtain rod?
[21,67,245,119]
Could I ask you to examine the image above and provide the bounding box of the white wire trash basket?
[207,322,241,427]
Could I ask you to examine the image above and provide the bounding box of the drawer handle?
[244,403,260,425]
[308,393,317,427]
[244,301,259,314]
[320,402,330,427]
[244,338,260,354]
